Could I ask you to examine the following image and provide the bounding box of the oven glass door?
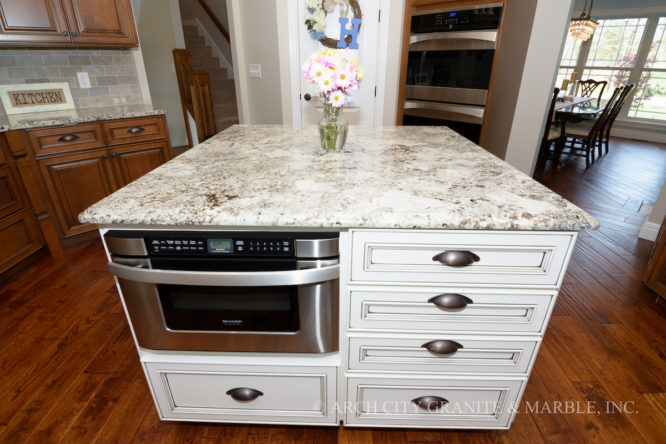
[157,283,299,332]
[407,49,495,91]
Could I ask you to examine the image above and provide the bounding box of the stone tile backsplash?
[0,48,143,117]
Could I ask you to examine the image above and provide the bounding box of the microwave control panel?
[146,236,293,257]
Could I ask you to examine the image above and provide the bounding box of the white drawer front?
[349,288,556,334]
[345,376,524,429]
[351,231,574,286]
[347,335,539,374]
[144,362,337,425]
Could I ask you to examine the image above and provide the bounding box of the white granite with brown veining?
[0,104,165,132]
[78,125,599,231]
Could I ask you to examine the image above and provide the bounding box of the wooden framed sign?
[0,82,75,115]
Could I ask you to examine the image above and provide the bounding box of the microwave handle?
[107,261,339,287]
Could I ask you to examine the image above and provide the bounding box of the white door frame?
[286,0,393,126]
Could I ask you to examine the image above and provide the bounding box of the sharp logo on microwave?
[222,319,243,325]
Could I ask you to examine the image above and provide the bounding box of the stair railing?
[197,0,230,43]
[173,49,217,146]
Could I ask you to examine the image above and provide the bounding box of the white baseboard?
[182,17,233,79]
[639,220,660,241]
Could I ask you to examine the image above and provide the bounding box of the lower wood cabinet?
[0,209,42,275]
[38,149,118,237]
[4,114,172,247]
[110,141,169,185]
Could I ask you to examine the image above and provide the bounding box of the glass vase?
[318,103,348,152]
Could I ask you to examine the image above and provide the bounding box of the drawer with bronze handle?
[345,376,525,428]
[144,361,338,425]
[347,334,539,374]
[26,123,105,156]
[350,230,575,286]
[348,287,556,334]
[102,115,167,146]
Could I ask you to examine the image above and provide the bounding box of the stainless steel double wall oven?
[403,4,503,143]
[105,230,339,353]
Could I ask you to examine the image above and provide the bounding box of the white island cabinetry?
[339,229,576,429]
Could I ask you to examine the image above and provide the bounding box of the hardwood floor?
[1,137,665,443]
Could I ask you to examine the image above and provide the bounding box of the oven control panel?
[411,6,502,33]
[146,236,293,256]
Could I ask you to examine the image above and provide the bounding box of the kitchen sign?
[0,82,75,115]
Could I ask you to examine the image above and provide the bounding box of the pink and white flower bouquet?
[302,49,363,107]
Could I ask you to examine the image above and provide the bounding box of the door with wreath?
[298,0,381,126]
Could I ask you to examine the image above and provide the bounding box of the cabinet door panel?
[39,150,116,236]
[0,210,42,275]
[111,141,169,186]
[0,165,23,218]
[0,0,70,44]
[63,0,137,46]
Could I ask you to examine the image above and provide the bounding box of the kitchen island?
[80,125,597,430]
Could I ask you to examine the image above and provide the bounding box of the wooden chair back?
[576,79,608,106]
[588,86,622,142]
[173,49,217,147]
[602,83,636,144]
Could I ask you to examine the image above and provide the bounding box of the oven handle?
[107,262,339,287]
[409,30,497,48]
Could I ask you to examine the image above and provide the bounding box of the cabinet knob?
[126,126,145,134]
[432,250,480,267]
[428,293,473,311]
[226,387,263,402]
[421,340,463,356]
[62,31,69,37]
[111,152,118,157]
[412,395,448,411]
[71,31,78,37]
[103,154,109,159]
[57,133,79,142]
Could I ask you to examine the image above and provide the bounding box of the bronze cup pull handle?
[422,340,463,356]
[412,395,449,411]
[57,133,80,142]
[226,387,263,402]
[432,250,480,267]
[428,293,473,311]
[126,126,146,134]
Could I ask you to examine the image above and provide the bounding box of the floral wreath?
[304,0,362,49]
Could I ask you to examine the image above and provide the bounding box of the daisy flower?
[329,91,346,107]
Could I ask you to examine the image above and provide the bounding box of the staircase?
[183,25,238,133]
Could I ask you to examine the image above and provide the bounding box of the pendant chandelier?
[570,0,598,42]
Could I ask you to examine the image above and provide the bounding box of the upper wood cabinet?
[0,0,137,47]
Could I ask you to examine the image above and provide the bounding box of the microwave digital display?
[208,239,233,253]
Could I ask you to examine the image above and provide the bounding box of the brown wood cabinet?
[0,0,137,47]
[3,114,171,255]
[644,217,666,301]
[0,135,43,277]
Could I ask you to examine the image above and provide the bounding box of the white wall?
[133,0,189,147]
[227,0,283,124]
[503,0,575,175]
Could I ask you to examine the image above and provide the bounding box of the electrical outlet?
[249,64,262,78]
[77,72,91,88]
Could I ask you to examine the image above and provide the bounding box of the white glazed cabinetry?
[339,229,577,429]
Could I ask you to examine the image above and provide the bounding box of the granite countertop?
[79,125,599,231]
[0,104,165,132]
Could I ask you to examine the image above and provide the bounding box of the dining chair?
[561,86,622,168]
[537,87,561,164]
[599,83,636,156]
[576,79,608,107]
